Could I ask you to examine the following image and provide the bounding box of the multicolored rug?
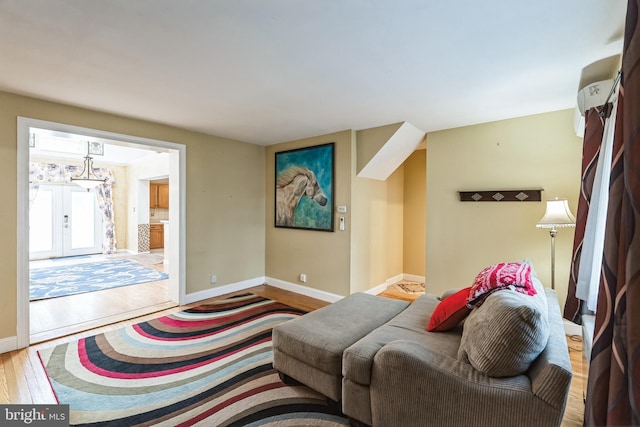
[30,259,169,301]
[38,294,349,426]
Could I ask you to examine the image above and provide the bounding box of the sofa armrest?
[370,340,565,427]
[527,289,572,409]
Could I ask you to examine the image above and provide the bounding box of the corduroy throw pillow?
[457,289,549,377]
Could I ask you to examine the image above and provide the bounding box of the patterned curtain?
[563,108,606,323]
[29,163,66,209]
[585,1,640,423]
[29,162,117,254]
[95,183,117,254]
[576,101,618,312]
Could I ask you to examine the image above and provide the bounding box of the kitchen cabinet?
[150,184,169,209]
[150,224,164,249]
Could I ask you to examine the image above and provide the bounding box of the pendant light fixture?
[71,141,106,190]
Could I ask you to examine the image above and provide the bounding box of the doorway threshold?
[30,301,178,345]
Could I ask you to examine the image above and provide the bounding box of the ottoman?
[272,292,409,402]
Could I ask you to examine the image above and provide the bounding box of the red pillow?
[467,262,535,308]
[427,287,472,332]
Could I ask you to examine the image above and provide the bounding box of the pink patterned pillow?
[467,262,535,307]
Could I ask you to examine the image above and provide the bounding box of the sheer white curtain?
[575,97,618,311]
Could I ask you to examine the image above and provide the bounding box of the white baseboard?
[404,273,426,283]
[363,275,401,295]
[388,273,404,285]
[0,336,18,355]
[183,276,266,305]
[563,319,582,337]
[265,277,344,303]
[364,273,424,296]
[184,272,424,307]
[364,282,389,295]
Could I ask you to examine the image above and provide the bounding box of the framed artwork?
[275,143,335,231]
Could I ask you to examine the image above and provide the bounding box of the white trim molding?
[364,273,424,296]
[17,117,187,349]
[265,277,344,303]
[183,277,266,305]
[364,281,392,296]
[564,319,582,337]
[0,336,18,355]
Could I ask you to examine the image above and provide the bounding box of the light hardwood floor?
[2,285,584,426]
[30,259,173,343]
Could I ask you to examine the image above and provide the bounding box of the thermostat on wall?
[337,205,348,213]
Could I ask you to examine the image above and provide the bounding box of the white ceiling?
[0,1,626,146]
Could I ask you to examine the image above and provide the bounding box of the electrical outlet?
[210,275,217,284]
[299,273,307,283]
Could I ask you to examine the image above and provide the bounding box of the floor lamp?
[536,198,576,290]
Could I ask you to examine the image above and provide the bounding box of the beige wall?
[110,164,128,249]
[403,149,426,276]
[350,166,405,293]
[425,109,582,309]
[264,129,406,296]
[265,131,353,296]
[0,90,265,341]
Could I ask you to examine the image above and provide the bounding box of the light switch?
[337,205,348,214]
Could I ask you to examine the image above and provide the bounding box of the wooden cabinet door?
[149,184,169,208]
[150,184,159,208]
[157,184,169,209]
[150,224,164,249]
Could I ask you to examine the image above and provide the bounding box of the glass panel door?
[29,184,103,260]
[64,186,103,256]
[29,186,60,259]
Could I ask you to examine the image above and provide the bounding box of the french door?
[29,184,103,260]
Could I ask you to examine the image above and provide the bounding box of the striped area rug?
[38,294,349,426]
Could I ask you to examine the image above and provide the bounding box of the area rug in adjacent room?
[30,259,169,301]
[38,294,349,426]
[387,280,425,294]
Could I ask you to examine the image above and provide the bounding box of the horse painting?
[276,166,328,227]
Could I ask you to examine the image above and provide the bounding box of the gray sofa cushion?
[273,292,409,375]
[458,288,550,377]
[343,294,461,386]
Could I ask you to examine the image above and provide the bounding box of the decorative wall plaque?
[458,189,543,202]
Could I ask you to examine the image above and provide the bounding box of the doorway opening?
[18,118,186,346]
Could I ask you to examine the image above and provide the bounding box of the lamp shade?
[536,199,576,229]
[72,178,104,190]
